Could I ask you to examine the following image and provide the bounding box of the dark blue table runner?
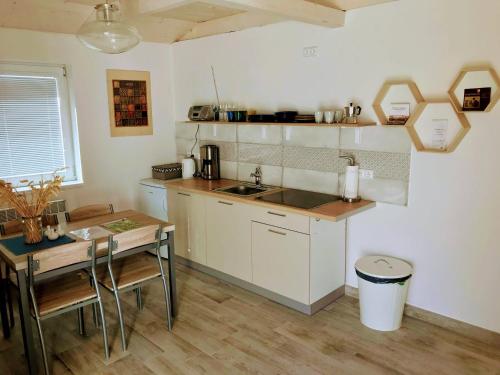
[0,235,75,256]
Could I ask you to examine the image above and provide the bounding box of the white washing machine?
[138,178,169,258]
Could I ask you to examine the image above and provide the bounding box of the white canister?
[182,157,195,179]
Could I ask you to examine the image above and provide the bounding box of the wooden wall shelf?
[448,67,500,113]
[372,80,425,127]
[405,101,471,153]
[177,121,376,128]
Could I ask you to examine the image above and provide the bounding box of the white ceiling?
[0,0,396,43]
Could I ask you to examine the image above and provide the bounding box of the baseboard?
[345,285,500,346]
[177,256,344,315]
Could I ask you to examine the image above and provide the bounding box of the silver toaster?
[188,105,215,121]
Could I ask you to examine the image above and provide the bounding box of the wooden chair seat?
[34,272,97,316]
[97,254,160,291]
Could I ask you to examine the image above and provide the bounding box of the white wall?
[171,0,500,333]
[0,28,176,210]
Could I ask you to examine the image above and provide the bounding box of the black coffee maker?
[200,145,220,180]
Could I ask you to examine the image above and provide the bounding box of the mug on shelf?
[324,111,335,124]
[314,111,324,123]
[334,110,344,123]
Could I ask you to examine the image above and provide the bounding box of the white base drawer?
[251,205,309,234]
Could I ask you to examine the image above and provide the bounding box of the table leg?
[167,231,177,318]
[17,270,38,375]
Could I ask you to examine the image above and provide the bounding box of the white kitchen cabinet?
[167,190,207,264]
[168,186,348,313]
[251,222,310,304]
[309,218,345,303]
[250,205,310,234]
[205,196,253,281]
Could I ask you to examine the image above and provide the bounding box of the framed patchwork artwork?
[106,69,153,137]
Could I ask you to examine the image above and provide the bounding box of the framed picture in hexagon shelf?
[106,69,153,137]
[448,67,500,113]
[405,100,471,153]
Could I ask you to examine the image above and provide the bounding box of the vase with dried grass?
[0,174,63,244]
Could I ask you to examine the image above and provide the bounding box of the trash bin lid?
[355,256,412,279]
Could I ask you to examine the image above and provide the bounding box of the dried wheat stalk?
[0,172,64,218]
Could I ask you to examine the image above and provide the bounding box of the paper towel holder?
[339,154,361,203]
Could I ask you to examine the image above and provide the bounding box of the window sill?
[11,179,84,192]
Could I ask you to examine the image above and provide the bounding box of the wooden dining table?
[0,210,176,375]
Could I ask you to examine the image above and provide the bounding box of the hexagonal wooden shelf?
[448,67,500,113]
[405,100,471,153]
[372,80,425,127]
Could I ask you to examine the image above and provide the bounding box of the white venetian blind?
[0,73,66,182]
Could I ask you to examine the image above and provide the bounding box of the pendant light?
[77,1,141,54]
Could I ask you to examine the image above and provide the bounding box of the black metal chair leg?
[0,275,10,339]
[7,282,14,328]
[77,307,86,336]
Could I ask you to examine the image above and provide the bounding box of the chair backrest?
[0,220,23,236]
[42,214,59,226]
[28,240,95,276]
[108,224,161,256]
[0,214,58,237]
[66,204,114,223]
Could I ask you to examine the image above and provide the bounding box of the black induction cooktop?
[256,189,341,209]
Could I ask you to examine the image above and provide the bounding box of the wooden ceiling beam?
[306,0,396,11]
[202,0,345,28]
[138,0,198,15]
[177,10,284,41]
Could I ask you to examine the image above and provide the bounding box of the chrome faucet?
[339,154,355,166]
[250,166,262,186]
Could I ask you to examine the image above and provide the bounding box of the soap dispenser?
[340,155,361,203]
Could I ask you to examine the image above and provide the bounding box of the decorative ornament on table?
[45,225,60,241]
[0,172,64,244]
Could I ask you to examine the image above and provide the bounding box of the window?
[0,63,82,186]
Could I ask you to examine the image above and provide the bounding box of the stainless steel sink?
[215,183,276,197]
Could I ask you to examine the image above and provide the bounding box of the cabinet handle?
[218,201,233,206]
[178,192,191,197]
[268,229,287,236]
[267,211,286,217]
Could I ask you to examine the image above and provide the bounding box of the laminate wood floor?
[1,263,500,375]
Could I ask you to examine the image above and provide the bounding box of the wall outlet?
[359,169,374,179]
[303,46,318,58]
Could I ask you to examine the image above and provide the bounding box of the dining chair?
[0,220,24,337]
[64,203,117,326]
[0,214,59,236]
[0,214,61,338]
[97,224,172,351]
[65,203,114,223]
[27,240,109,375]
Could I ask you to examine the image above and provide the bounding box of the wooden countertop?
[163,178,376,222]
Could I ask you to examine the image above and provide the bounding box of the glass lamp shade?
[77,3,141,54]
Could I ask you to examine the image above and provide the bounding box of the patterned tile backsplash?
[283,146,340,173]
[200,140,238,162]
[176,123,412,205]
[0,199,66,224]
[238,143,282,166]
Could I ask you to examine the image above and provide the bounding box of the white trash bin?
[355,255,412,331]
